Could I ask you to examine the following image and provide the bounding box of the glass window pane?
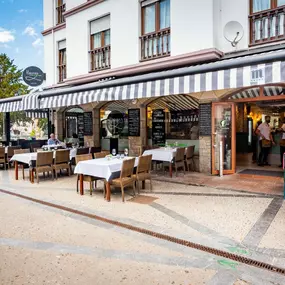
[93,32,102,49]
[253,0,270,12]
[160,0,170,29]
[104,29,110,46]
[144,4,156,34]
[278,0,285,6]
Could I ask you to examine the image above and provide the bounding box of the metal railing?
[140,28,171,61]
[249,6,285,45]
[89,45,111,71]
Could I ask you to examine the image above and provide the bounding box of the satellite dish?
[223,21,244,47]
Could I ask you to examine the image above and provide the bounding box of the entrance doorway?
[213,85,285,176]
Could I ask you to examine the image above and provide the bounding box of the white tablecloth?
[143,148,177,162]
[42,143,66,149]
[11,150,75,165]
[74,157,138,182]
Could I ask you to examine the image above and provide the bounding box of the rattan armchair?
[7,146,21,168]
[109,158,136,202]
[14,149,30,179]
[76,148,90,155]
[75,154,99,196]
[164,147,186,176]
[94,152,106,159]
[53,149,71,179]
[134,155,153,194]
[185,146,195,171]
[0,147,6,170]
[31,151,54,183]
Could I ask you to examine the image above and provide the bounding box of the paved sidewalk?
[0,169,285,284]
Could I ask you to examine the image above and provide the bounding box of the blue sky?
[0,0,44,71]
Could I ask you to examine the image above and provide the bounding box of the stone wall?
[199,136,211,173]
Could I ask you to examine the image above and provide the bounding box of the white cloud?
[32,38,44,48]
[18,9,27,13]
[0,28,15,43]
[0,44,10,48]
[23,26,37,37]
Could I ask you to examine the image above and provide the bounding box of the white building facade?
[42,0,282,87]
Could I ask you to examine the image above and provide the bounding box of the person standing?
[279,118,285,167]
[256,116,275,166]
[252,120,262,163]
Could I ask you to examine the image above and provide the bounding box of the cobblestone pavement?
[0,169,285,285]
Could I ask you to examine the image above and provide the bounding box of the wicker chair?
[30,142,41,152]
[109,158,136,202]
[31,151,54,183]
[7,146,21,168]
[101,150,110,156]
[185,146,195,171]
[94,152,106,159]
[0,147,6,170]
[134,155,153,193]
[75,154,99,196]
[164,147,186,176]
[90,147,101,154]
[14,149,30,179]
[53,149,71,179]
[76,147,90,155]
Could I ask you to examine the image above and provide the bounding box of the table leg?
[30,169,34,184]
[106,182,111,202]
[169,162,173,178]
[142,181,146,189]
[79,174,84,195]
[15,161,18,180]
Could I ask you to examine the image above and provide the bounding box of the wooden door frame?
[211,102,236,175]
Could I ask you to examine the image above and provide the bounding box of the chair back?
[120,158,135,178]
[137,155,152,174]
[175,147,185,162]
[0,147,5,158]
[14,149,30,154]
[66,143,72,148]
[90,147,101,154]
[76,147,90,155]
[36,151,53,167]
[55,149,70,164]
[7,146,21,157]
[101,150,110,156]
[75,153,93,164]
[94,152,106,159]
[186,146,195,159]
[30,142,41,152]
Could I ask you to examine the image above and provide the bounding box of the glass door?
[211,103,236,175]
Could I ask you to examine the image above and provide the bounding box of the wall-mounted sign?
[199,103,212,136]
[83,112,93,136]
[23,66,45,87]
[106,111,125,136]
[152,109,165,145]
[128,109,140,136]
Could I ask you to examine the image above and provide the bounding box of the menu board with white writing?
[83,112,93,136]
[128,109,140,136]
[77,114,84,139]
[152,109,165,145]
[199,104,212,136]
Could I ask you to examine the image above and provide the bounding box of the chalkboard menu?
[152,109,165,145]
[83,112,93,136]
[199,103,212,136]
[77,114,84,139]
[128,109,140,136]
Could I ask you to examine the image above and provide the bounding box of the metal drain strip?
[1,189,285,276]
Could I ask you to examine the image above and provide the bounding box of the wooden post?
[106,182,111,202]
[169,162,173,178]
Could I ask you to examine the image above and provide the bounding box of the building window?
[89,15,111,72]
[140,0,170,61]
[56,0,66,25]
[58,40,66,82]
[249,0,285,45]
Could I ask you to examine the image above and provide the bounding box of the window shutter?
[58,40,66,50]
[90,15,110,35]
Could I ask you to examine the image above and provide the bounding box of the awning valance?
[25,110,48,119]
[0,98,22,113]
[0,49,285,112]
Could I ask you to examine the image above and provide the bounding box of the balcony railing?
[89,45,111,71]
[58,64,66,82]
[56,3,66,25]
[249,6,285,45]
[140,28,170,61]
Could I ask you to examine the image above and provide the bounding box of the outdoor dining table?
[74,156,138,202]
[11,150,76,183]
[143,147,179,178]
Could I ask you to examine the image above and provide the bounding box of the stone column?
[198,136,211,173]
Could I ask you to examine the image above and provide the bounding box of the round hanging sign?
[23,66,45,87]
